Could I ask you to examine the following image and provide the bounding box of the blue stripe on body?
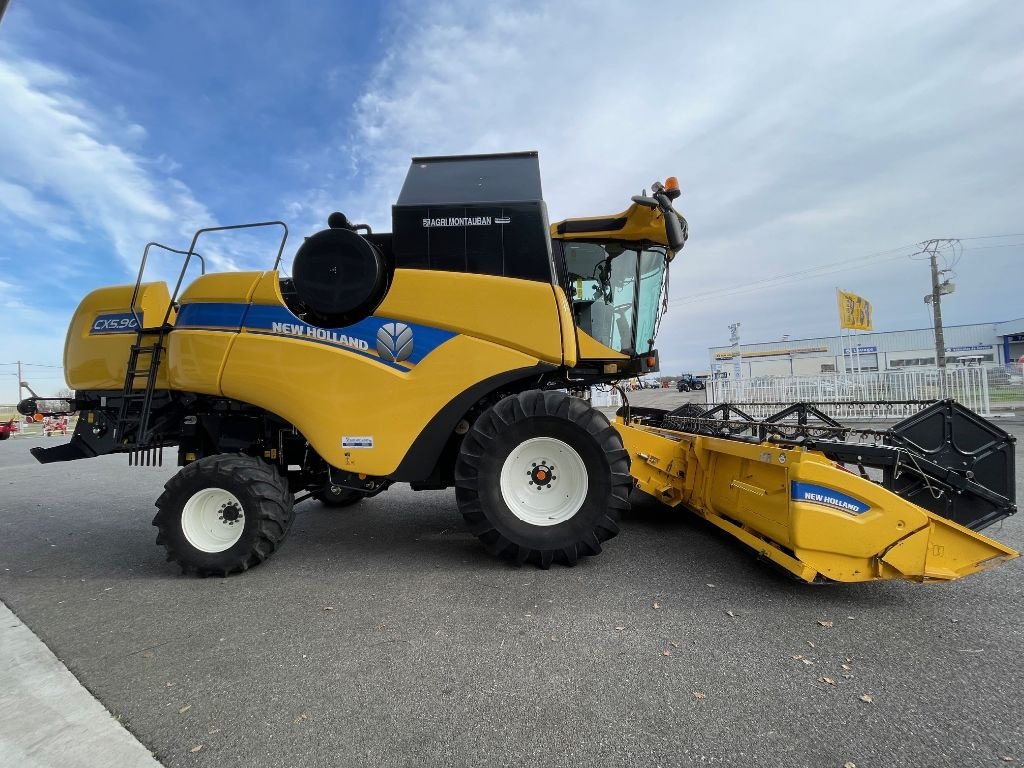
[174,302,458,369]
[174,302,248,330]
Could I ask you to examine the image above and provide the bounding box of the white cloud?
[0,53,232,378]
[0,179,81,241]
[0,55,219,273]
[309,0,1024,372]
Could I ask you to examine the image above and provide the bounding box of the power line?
[960,242,1024,251]
[670,233,1023,307]
[957,233,1024,240]
[671,243,921,305]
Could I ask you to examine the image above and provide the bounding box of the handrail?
[127,242,207,330]
[162,221,289,327]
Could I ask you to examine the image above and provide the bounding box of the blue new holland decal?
[174,302,456,370]
[791,482,871,515]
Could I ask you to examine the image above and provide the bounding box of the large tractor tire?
[313,484,366,508]
[455,390,631,568]
[153,454,295,577]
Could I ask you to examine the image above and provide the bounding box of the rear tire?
[455,390,630,568]
[153,454,294,577]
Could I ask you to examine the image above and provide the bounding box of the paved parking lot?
[1,406,1021,767]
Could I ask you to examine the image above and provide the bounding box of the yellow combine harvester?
[19,152,1017,581]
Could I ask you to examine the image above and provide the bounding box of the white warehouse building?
[708,318,1024,378]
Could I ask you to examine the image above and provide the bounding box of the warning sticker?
[342,436,374,449]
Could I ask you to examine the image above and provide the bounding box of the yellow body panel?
[223,333,540,474]
[372,269,566,365]
[576,330,630,361]
[167,331,236,394]
[552,285,577,369]
[63,265,569,476]
[618,419,1018,583]
[64,283,174,391]
[178,271,263,306]
[551,201,676,250]
[58,268,565,476]
[167,272,264,393]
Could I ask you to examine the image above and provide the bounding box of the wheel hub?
[181,487,246,553]
[528,463,557,489]
[218,502,242,524]
[499,437,588,526]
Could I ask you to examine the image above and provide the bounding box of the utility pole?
[17,360,22,403]
[729,323,742,380]
[917,239,958,369]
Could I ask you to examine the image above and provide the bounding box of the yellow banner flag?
[837,289,873,331]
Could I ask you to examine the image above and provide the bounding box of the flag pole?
[836,289,845,375]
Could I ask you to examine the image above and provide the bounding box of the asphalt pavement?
[0,399,1021,768]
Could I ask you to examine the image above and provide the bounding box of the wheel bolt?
[546,484,551,489]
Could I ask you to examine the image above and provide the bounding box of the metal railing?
[987,364,1024,406]
[706,366,991,417]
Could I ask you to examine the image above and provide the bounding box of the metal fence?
[987,364,1024,406]
[706,366,991,418]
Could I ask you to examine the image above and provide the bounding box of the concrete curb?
[0,600,163,768]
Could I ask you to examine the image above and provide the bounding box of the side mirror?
[631,195,659,209]
[665,212,686,251]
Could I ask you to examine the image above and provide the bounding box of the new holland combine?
[19,152,1018,581]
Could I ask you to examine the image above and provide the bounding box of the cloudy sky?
[1,0,1022,399]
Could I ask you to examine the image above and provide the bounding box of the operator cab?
[551,176,687,378]
[561,240,669,357]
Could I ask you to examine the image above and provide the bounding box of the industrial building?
[708,319,1024,378]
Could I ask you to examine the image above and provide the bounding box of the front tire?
[153,454,294,577]
[455,390,631,568]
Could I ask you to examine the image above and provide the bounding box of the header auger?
[19,151,1017,582]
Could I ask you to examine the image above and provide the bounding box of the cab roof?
[551,202,676,248]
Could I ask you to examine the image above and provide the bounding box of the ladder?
[111,223,289,453]
[113,327,168,449]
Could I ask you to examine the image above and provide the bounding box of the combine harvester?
[19,152,1017,581]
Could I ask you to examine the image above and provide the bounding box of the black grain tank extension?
[391,152,553,282]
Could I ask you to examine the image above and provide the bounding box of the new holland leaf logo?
[376,322,414,363]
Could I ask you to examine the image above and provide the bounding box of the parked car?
[0,419,18,441]
[677,374,706,392]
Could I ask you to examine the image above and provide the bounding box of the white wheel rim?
[499,437,589,526]
[181,487,246,553]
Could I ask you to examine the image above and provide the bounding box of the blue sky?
[1,0,1023,399]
